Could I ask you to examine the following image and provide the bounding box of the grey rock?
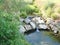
[24,25,32,31]
[24,18,31,24]
[30,22,36,29]
[19,25,26,33]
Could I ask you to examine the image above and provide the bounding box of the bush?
[26,5,39,14]
[51,13,58,20]
[46,7,53,18]
[20,5,39,14]
[0,11,30,45]
[57,8,60,13]
[20,12,27,18]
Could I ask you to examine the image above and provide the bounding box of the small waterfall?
[36,27,40,32]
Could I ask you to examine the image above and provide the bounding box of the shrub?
[39,11,42,17]
[20,12,27,18]
[0,11,30,45]
[51,13,58,20]
[46,7,53,18]
[20,5,39,14]
[25,5,39,14]
[57,8,60,13]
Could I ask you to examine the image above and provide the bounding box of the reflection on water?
[25,30,60,45]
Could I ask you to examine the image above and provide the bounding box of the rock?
[20,18,24,22]
[38,23,48,30]
[53,30,59,34]
[32,17,44,24]
[24,25,32,31]
[32,17,41,22]
[19,25,26,33]
[30,22,36,29]
[31,17,36,22]
[24,18,31,24]
[46,18,55,25]
[36,20,45,24]
[53,30,59,36]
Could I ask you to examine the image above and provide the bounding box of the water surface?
[25,30,60,45]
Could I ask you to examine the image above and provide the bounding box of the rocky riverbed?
[20,16,60,45]
[20,16,50,33]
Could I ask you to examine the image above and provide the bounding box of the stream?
[24,30,60,45]
[20,16,60,45]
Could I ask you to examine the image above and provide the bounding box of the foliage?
[20,12,27,18]
[25,5,39,14]
[46,7,53,18]
[51,13,58,20]
[47,2,55,8]
[37,10,42,17]
[57,8,60,13]
[0,11,30,45]
[20,4,39,15]
[0,0,34,45]
[0,0,29,13]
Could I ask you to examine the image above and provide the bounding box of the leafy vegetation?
[0,11,30,45]
[20,0,39,17]
[0,0,32,45]
[20,12,27,18]
[51,13,59,20]
[20,4,39,15]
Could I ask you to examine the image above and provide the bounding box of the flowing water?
[25,30,60,45]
